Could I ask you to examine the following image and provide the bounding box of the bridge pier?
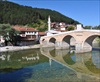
[75,43,83,53]
[75,43,92,53]
[55,41,69,49]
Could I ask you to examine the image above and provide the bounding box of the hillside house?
[51,22,76,32]
[51,22,67,32]
[13,25,39,46]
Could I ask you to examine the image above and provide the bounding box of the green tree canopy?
[0,24,20,45]
[0,1,80,25]
[84,26,92,29]
[92,25,100,30]
[67,26,75,31]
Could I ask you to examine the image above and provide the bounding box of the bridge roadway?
[40,30,100,53]
[40,47,100,80]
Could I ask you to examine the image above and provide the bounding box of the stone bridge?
[40,30,100,53]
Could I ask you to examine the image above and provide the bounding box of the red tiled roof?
[13,25,37,32]
[38,32,46,35]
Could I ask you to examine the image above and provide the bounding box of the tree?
[67,26,75,31]
[0,1,80,25]
[37,27,47,32]
[0,24,20,46]
[93,25,100,30]
[84,26,92,29]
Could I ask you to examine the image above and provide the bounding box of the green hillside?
[0,1,80,26]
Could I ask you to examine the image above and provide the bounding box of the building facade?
[13,25,46,46]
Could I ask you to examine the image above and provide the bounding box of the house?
[13,25,47,45]
[38,32,47,37]
[51,22,67,32]
[59,22,67,32]
[13,25,39,46]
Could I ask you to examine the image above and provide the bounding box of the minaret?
[48,15,51,31]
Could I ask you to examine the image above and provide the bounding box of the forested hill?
[0,1,80,25]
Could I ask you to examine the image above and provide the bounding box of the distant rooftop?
[13,25,37,32]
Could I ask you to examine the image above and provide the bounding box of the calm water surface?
[0,47,100,82]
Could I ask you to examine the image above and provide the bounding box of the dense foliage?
[0,1,80,25]
[84,25,100,30]
[0,24,20,45]
[93,25,100,30]
[67,26,75,31]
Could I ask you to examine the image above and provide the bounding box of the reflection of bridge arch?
[63,52,75,65]
[85,59,100,74]
[50,49,55,57]
[40,47,100,80]
[85,50,100,74]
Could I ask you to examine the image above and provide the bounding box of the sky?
[8,0,100,26]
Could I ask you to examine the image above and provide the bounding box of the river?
[0,45,100,82]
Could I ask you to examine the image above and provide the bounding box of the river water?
[0,46,100,82]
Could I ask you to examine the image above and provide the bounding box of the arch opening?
[49,37,56,44]
[83,35,100,52]
[84,35,100,48]
[62,35,76,49]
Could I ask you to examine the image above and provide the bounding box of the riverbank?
[0,44,40,52]
[0,41,100,53]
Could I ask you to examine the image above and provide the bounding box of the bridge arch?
[49,37,56,44]
[83,35,100,47]
[62,35,76,49]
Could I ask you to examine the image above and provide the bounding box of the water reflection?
[0,49,48,73]
[0,48,100,82]
[0,54,6,60]
[22,53,39,61]
[92,51,100,69]
[40,47,100,80]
